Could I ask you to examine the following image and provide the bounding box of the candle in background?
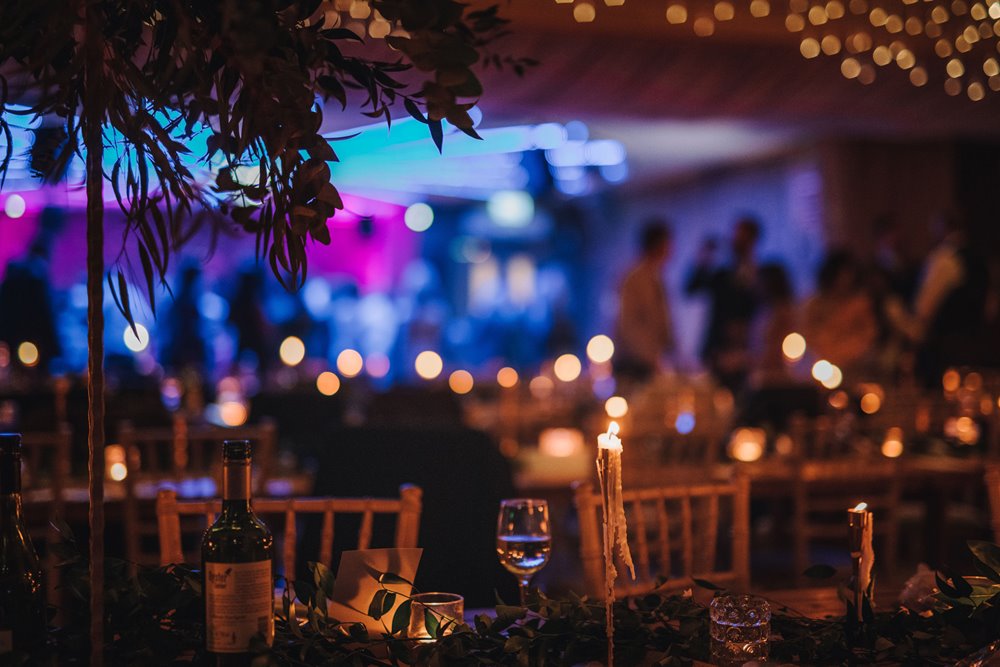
[596,421,635,667]
[848,502,874,621]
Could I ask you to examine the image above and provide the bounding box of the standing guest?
[161,261,211,376]
[803,251,878,375]
[0,239,61,372]
[228,266,272,374]
[614,219,676,383]
[685,216,762,392]
[886,211,989,388]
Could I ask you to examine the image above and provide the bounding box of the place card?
[328,548,423,634]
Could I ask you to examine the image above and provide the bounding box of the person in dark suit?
[0,240,61,372]
[685,216,762,393]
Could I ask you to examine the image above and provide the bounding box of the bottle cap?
[222,440,252,462]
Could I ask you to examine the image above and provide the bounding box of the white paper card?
[328,548,422,634]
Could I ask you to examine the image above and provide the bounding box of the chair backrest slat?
[155,486,423,571]
[574,476,749,598]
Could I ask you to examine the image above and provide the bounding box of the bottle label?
[205,560,274,653]
[0,630,11,653]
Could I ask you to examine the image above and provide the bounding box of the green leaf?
[390,598,411,635]
[424,607,440,638]
[968,541,1000,580]
[381,591,397,617]
[368,589,389,621]
[378,572,413,587]
[802,564,837,580]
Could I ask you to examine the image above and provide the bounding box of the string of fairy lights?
[554,0,1000,101]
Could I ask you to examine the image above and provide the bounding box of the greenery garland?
[12,531,1000,666]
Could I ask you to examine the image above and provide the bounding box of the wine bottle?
[202,440,274,665]
[0,433,46,655]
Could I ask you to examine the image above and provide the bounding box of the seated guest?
[803,251,877,375]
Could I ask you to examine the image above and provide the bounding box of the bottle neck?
[221,460,252,514]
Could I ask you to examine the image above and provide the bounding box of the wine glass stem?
[518,576,531,607]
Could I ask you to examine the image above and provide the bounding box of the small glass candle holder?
[407,592,464,639]
[710,594,770,666]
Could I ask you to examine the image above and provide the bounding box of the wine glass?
[496,498,551,606]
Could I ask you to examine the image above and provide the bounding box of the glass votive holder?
[407,592,464,639]
[710,594,770,666]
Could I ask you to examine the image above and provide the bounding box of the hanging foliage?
[0,0,532,316]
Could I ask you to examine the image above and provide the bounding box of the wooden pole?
[84,1,105,662]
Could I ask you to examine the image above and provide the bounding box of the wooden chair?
[120,417,278,567]
[119,416,278,491]
[573,476,750,598]
[792,459,901,586]
[19,424,73,608]
[986,464,1000,544]
[19,424,73,517]
[155,484,422,580]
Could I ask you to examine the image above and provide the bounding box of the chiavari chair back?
[155,484,423,580]
[574,475,750,598]
[120,417,278,567]
[792,458,901,586]
[19,423,73,517]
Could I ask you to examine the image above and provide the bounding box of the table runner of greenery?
[14,531,1000,666]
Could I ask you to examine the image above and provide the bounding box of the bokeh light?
[882,427,904,458]
[448,370,474,395]
[497,367,519,388]
[316,371,341,396]
[279,336,306,367]
[675,411,696,434]
[17,342,39,367]
[811,359,834,382]
[942,368,961,392]
[821,363,843,389]
[105,444,128,482]
[782,332,806,360]
[404,202,434,232]
[529,375,554,399]
[605,395,629,418]
[414,350,443,380]
[729,428,766,462]
[123,324,150,353]
[553,353,582,382]
[860,392,882,414]
[539,428,584,457]
[4,194,26,219]
[336,349,364,378]
[220,401,248,427]
[586,335,615,363]
[365,353,390,379]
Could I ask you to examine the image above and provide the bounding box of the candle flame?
[853,502,868,511]
[607,421,620,437]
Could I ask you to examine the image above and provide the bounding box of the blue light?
[675,412,696,435]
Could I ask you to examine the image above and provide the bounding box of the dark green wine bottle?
[202,440,274,666]
[0,433,46,655]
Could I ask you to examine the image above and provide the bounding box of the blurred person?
[685,216,762,392]
[803,251,877,373]
[0,239,61,372]
[886,211,990,387]
[741,262,820,428]
[228,266,272,374]
[614,219,675,383]
[748,263,798,389]
[160,260,211,376]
